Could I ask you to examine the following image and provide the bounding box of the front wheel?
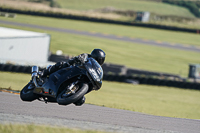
[57,82,88,105]
[20,82,38,102]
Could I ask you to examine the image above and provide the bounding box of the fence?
[102,63,181,79]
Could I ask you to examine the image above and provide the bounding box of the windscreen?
[84,57,103,81]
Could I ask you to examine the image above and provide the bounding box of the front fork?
[67,80,79,93]
[62,80,79,97]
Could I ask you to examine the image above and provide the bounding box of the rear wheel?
[20,82,38,102]
[57,82,88,105]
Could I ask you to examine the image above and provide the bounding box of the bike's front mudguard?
[33,66,87,98]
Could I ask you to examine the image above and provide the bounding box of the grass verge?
[0,72,30,91]
[0,124,107,133]
[87,81,200,119]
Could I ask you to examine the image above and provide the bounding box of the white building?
[0,27,51,66]
[135,12,150,22]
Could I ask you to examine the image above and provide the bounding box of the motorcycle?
[20,57,103,106]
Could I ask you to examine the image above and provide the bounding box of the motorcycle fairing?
[84,57,103,90]
[33,66,87,98]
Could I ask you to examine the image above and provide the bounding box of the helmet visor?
[97,58,105,65]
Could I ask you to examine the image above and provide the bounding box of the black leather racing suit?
[42,53,90,77]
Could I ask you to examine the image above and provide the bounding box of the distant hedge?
[163,0,200,18]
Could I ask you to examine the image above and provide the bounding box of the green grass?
[1,20,200,77]
[0,72,30,91]
[0,71,200,119]
[87,81,200,119]
[0,124,107,133]
[56,0,195,18]
[1,14,200,46]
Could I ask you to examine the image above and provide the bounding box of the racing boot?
[73,96,86,106]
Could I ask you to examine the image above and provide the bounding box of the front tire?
[20,83,38,102]
[57,83,88,105]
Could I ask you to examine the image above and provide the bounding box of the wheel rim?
[62,84,79,98]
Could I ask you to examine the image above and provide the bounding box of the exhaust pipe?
[32,66,38,77]
[31,66,39,87]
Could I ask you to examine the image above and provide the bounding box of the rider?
[40,49,106,106]
[41,49,106,77]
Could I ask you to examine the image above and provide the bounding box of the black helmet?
[91,49,106,65]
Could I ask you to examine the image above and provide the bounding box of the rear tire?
[57,83,88,105]
[20,83,38,102]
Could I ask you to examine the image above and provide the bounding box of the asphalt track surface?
[0,92,200,133]
[0,20,200,53]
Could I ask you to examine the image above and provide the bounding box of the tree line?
[162,0,200,18]
[27,0,200,18]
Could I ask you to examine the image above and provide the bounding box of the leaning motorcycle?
[20,57,103,106]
